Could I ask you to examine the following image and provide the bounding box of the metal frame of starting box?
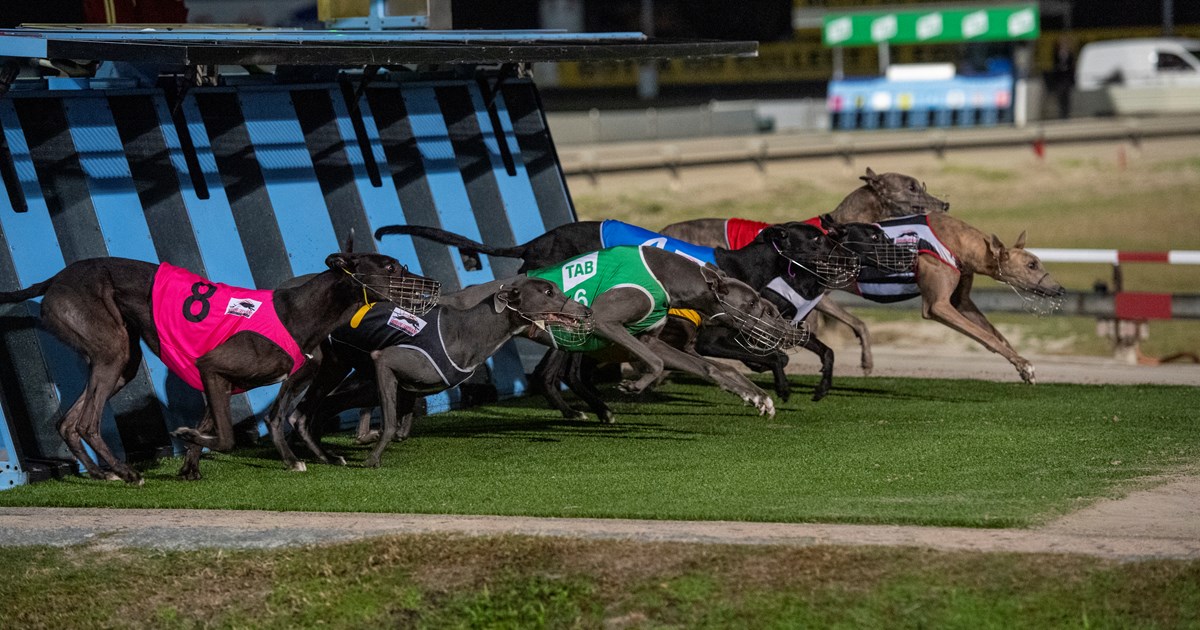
[0,25,756,486]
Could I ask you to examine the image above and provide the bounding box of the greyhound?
[0,253,435,483]
[374,221,845,417]
[845,212,1064,383]
[286,275,592,467]
[517,246,791,421]
[657,221,913,402]
[658,167,951,375]
[659,167,951,246]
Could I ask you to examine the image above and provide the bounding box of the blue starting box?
[0,20,755,487]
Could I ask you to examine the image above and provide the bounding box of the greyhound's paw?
[99,471,122,482]
[355,430,381,445]
[178,468,202,482]
[363,457,382,468]
[1018,362,1037,384]
[618,379,645,394]
[561,409,589,421]
[119,469,144,486]
[290,461,307,473]
[599,410,616,424]
[172,427,200,443]
[759,397,776,419]
[332,456,347,467]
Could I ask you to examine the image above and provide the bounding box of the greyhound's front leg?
[589,322,664,394]
[177,404,216,481]
[694,326,797,402]
[920,271,1035,384]
[642,337,775,418]
[364,362,400,467]
[173,375,238,452]
[264,374,309,472]
[952,276,1019,355]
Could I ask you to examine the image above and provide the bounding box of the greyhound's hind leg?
[815,298,873,376]
[45,308,141,483]
[73,359,144,484]
[56,389,117,482]
[641,336,776,418]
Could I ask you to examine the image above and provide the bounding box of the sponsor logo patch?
[225,297,262,318]
[387,307,427,336]
[562,252,598,292]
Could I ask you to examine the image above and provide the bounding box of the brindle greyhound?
[658,167,951,375]
[660,167,950,245]
[0,253,431,483]
[847,212,1064,383]
[286,275,592,467]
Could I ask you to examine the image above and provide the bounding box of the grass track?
[2,377,1196,529]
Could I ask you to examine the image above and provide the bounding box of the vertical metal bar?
[237,90,341,277]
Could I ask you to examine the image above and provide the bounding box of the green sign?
[823,4,1039,47]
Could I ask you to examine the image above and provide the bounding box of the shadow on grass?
[816,385,994,404]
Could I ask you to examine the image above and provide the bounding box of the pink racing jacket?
[151,263,306,392]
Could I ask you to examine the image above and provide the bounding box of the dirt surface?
[0,475,1197,560]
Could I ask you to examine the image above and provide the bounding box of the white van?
[1073,38,1200,115]
[1076,38,1200,89]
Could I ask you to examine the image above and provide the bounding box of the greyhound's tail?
[374,224,528,259]
[0,279,52,304]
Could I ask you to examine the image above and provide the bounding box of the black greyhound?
[0,253,434,483]
[287,275,592,467]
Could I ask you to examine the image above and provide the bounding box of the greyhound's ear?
[989,234,1008,260]
[493,285,510,314]
[1013,231,1027,250]
[343,228,356,253]
[699,265,723,289]
[825,225,845,241]
[860,167,880,187]
[326,253,352,271]
[761,224,787,243]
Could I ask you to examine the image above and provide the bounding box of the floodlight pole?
[638,0,659,100]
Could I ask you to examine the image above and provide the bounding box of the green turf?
[2,377,1195,529]
[3,536,1199,629]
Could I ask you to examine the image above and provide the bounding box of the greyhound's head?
[987,232,1066,316]
[762,222,860,288]
[834,222,917,272]
[492,276,593,344]
[326,252,441,315]
[701,268,802,354]
[859,167,950,217]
